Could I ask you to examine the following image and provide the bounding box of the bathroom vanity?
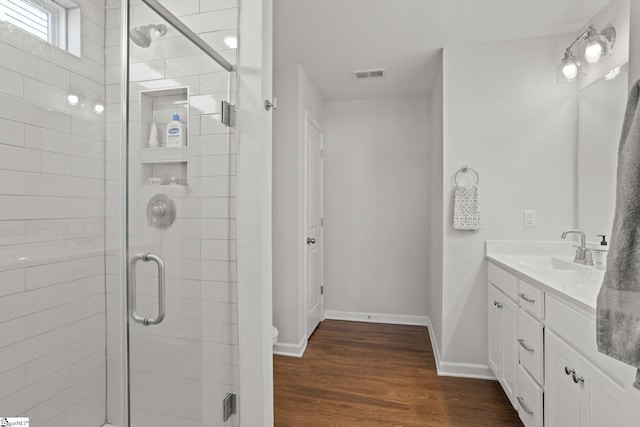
[486,241,640,427]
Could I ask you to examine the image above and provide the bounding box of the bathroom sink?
[506,255,593,271]
[500,255,604,286]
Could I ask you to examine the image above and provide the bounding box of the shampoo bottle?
[148,117,160,148]
[166,112,184,147]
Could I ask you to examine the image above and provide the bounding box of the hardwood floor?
[274,320,523,427]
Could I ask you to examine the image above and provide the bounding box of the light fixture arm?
[565,25,595,52]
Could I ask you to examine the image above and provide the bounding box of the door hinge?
[223,393,236,421]
[321,286,324,295]
[221,100,236,127]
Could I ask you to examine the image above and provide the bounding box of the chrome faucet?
[561,229,594,266]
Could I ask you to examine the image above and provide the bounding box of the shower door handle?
[129,252,166,326]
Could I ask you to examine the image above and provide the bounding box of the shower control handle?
[129,252,166,326]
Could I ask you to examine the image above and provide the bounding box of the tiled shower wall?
[0,0,107,424]
[104,0,239,425]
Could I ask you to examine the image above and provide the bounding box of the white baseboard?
[273,337,308,358]
[425,316,495,380]
[323,310,429,326]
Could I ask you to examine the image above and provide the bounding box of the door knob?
[307,237,316,245]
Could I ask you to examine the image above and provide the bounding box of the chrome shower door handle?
[129,252,166,326]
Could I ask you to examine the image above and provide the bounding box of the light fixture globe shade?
[557,51,585,83]
[582,27,612,64]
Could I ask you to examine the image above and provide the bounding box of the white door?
[545,331,581,427]
[488,285,503,378]
[502,297,518,406]
[305,113,323,338]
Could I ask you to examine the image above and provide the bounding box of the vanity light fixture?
[556,24,615,83]
[557,49,585,83]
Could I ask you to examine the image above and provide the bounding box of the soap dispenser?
[594,234,608,270]
[166,112,185,147]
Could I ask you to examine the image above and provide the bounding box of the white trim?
[273,337,308,358]
[324,310,429,326]
[425,316,496,380]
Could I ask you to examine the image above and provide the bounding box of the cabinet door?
[502,297,518,406]
[580,356,626,427]
[545,331,580,427]
[488,284,503,379]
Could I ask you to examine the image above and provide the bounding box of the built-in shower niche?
[139,86,190,186]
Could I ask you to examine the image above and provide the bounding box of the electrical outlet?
[524,210,537,228]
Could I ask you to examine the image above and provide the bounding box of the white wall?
[428,51,444,353]
[322,96,430,322]
[438,35,577,376]
[272,64,323,352]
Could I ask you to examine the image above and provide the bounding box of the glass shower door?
[124,1,238,425]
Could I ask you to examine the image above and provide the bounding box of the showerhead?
[129,24,166,48]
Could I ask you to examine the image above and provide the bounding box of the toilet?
[272,326,279,349]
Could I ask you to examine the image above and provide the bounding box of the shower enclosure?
[0,0,240,425]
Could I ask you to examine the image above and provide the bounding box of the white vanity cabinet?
[488,264,519,406]
[545,330,626,427]
[487,260,640,427]
[488,283,518,405]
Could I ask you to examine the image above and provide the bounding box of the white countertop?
[486,241,605,314]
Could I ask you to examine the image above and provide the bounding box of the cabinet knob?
[564,366,575,376]
[572,372,584,384]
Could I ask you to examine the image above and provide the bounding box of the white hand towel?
[453,185,481,231]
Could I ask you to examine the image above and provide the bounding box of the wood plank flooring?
[274,320,523,427]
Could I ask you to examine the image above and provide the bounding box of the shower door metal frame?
[118,0,236,424]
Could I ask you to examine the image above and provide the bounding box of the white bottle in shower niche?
[166,112,185,147]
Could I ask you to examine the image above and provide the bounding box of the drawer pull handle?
[518,293,536,303]
[517,338,534,352]
[572,373,584,384]
[516,396,534,415]
[564,366,575,376]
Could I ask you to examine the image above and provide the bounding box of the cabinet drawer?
[518,308,544,385]
[516,364,543,427]
[489,262,518,301]
[519,280,544,319]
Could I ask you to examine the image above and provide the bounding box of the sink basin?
[506,255,592,271]
[501,255,605,286]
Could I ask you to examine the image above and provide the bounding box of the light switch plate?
[524,210,537,228]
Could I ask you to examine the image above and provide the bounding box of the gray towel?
[597,79,640,390]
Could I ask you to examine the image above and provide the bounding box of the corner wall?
[428,51,444,357]
[322,96,430,323]
[439,35,577,376]
[272,64,323,354]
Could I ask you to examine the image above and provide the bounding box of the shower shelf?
[140,147,188,163]
[139,86,190,185]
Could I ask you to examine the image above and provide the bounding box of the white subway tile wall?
[105,0,238,426]
[0,0,107,424]
[0,0,238,424]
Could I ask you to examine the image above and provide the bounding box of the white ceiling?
[274,0,610,101]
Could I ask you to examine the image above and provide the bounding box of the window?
[0,0,81,56]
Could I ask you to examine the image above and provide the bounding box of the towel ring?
[454,165,480,186]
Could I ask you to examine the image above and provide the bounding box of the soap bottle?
[166,112,184,147]
[594,235,608,270]
[148,117,160,148]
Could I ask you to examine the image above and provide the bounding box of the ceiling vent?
[352,69,386,80]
